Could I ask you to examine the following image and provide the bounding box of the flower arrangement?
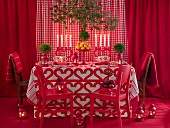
[113,43,125,53]
[75,41,91,51]
[40,44,52,54]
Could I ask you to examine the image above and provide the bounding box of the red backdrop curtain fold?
[0,0,37,96]
[126,0,170,98]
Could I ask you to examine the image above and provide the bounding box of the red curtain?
[0,0,37,96]
[126,0,170,98]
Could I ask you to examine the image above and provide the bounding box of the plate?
[53,61,70,65]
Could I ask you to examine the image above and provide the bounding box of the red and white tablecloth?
[26,64,139,116]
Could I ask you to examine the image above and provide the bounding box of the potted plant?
[113,43,125,53]
[113,43,125,64]
[39,44,52,66]
[40,44,52,54]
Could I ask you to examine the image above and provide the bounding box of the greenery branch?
[50,0,119,31]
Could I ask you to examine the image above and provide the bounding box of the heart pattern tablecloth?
[26,65,139,117]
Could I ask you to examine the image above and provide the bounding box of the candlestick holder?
[81,50,86,65]
[79,50,89,65]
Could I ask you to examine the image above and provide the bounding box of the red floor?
[0,97,169,128]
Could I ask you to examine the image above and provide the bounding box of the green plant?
[113,43,125,53]
[40,44,52,54]
[79,30,90,41]
[50,0,119,31]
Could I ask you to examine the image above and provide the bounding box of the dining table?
[26,62,139,117]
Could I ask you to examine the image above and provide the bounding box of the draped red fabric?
[0,0,37,96]
[125,0,170,98]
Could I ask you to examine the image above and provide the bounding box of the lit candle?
[65,35,68,47]
[58,85,61,90]
[70,35,72,47]
[100,34,102,46]
[104,34,106,47]
[108,34,110,47]
[95,34,97,47]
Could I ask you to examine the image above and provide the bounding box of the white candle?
[65,35,68,47]
[108,34,110,47]
[56,35,59,47]
[95,34,97,47]
[104,34,106,47]
[100,34,102,46]
[61,35,63,47]
[70,35,72,47]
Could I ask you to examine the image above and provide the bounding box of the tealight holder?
[18,105,27,119]
[56,84,64,93]
[136,106,145,122]
[73,111,86,128]
[148,104,156,118]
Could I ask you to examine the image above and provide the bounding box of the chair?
[35,65,74,128]
[7,52,28,106]
[137,52,157,111]
[90,65,132,128]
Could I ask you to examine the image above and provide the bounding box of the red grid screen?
[36,0,128,62]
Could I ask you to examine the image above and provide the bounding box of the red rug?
[0,97,169,128]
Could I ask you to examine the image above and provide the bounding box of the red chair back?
[35,65,47,97]
[137,52,152,81]
[115,65,131,98]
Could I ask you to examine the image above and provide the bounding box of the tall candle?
[100,34,102,46]
[56,35,59,47]
[65,35,68,47]
[70,35,72,47]
[108,34,110,47]
[61,35,63,47]
[104,34,106,47]
[95,34,97,47]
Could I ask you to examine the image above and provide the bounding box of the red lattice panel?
[36,0,128,62]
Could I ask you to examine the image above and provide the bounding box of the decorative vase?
[114,53,123,64]
[40,53,49,66]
